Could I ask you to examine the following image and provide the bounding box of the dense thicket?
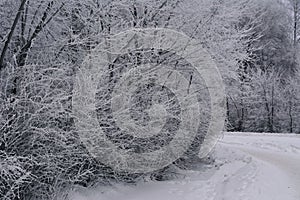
[0,0,299,199]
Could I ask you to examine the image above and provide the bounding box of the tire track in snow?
[238,147,300,192]
[220,134,300,199]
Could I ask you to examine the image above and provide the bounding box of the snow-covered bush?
[0,64,117,199]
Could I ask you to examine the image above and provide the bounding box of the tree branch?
[0,0,28,70]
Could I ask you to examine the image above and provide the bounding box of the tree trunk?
[238,98,245,132]
[0,0,27,70]
[270,84,274,132]
[293,0,298,48]
[289,100,293,133]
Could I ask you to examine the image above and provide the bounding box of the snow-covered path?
[67,133,300,200]
[223,139,300,189]
[218,133,300,200]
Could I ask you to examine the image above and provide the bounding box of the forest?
[0,0,299,199]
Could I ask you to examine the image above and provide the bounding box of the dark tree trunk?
[0,0,27,70]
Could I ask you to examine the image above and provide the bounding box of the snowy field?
[67,132,300,200]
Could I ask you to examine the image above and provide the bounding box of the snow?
[66,132,300,200]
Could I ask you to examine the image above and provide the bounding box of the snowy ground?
[67,132,300,200]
